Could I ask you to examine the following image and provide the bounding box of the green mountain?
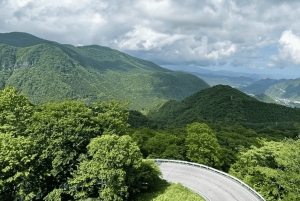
[265,78,300,100]
[0,32,209,111]
[240,78,300,108]
[0,32,53,47]
[147,85,300,128]
[239,78,290,95]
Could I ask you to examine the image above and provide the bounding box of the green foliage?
[230,139,300,201]
[0,87,162,200]
[68,135,161,201]
[0,133,38,201]
[186,122,222,168]
[44,189,64,201]
[92,100,129,135]
[0,86,33,135]
[24,100,106,196]
[130,127,187,160]
[151,183,205,201]
[0,32,51,47]
[134,181,205,201]
[0,32,209,111]
[147,85,300,128]
[214,123,260,171]
[68,134,142,200]
[128,110,153,129]
[2,32,300,200]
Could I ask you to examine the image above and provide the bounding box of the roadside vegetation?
[1,85,299,200]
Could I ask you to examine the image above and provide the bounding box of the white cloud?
[1,0,300,71]
[270,30,300,67]
[117,25,187,50]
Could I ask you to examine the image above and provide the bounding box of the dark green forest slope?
[0,32,209,111]
[147,85,300,128]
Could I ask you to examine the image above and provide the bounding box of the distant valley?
[165,65,300,108]
[1,32,299,111]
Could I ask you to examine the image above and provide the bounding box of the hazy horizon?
[1,0,300,79]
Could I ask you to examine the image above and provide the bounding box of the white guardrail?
[151,159,265,201]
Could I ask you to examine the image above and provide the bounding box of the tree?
[185,122,222,168]
[0,87,33,136]
[0,92,132,200]
[92,100,129,135]
[131,128,187,160]
[68,134,160,201]
[230,139,300,201]
[0,133,39,201]
[0,87,36,200]
[25,100,103,197]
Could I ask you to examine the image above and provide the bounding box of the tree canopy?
[0,87,161,200]
[186,122,223,168]
[230,139,300,201]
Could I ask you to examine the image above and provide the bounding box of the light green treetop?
[185,122,223,168]
[230,139,300,201]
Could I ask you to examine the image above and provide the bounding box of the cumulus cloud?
[269,30,300,68]
[117,25,187,51]
[0,0,300,70]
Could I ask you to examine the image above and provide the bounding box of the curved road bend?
[157,162,263,201]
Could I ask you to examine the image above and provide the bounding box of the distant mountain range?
[162,65,286,88]
[239,78,300,107]
[0,32,209,111]
[164,64,300,108]
[239,78,291,95]
[147,85,300,128]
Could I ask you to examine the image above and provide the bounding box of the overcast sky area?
[1,0,300,78]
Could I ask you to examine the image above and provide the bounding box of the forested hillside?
[265,78,300,100]
[1,32,299,201]
[1,85,299,200]
[0,87,163,200]
[0,32,209,111]
[240,78,290,95]
[130,85,300,201]
[147,85,300,129]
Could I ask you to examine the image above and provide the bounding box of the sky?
[1,0,300,78]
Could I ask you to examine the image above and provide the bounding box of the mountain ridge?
[0,32,210,111]
[239,78,300,107]
[147,85,300,128]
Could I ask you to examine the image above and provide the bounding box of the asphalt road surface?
[158,162,262,201]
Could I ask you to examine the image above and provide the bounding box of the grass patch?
[134,180,206,201]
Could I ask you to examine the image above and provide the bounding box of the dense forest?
[1,33,300,201]
[129,85,300,200]
[0,86,299,200]
[0,87,208,201]
[0,32,209,112]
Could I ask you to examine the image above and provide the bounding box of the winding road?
[154,159,265,201]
